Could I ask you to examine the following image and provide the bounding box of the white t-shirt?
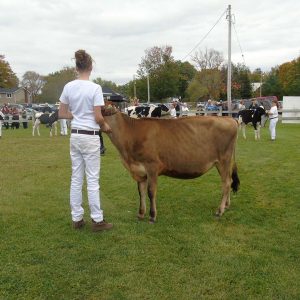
[60,80,104,130]
[269,105,278,118]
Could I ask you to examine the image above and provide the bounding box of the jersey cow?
[102,107,240,223]
[127,104,170,118]
[237,107,267,140]
[32,110,58,137]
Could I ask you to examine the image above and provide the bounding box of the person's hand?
[101,122,112,133]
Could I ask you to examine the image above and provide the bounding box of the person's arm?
[94,106,112,133]
[58,102,73,119]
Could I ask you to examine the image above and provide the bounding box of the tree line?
[1,47,299,104]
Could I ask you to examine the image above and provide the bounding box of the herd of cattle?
[1,103,269,141]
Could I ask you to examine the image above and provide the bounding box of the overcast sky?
[1,0,299,85]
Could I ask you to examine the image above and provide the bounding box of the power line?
[232,15,246,65]
[182,9,227,61]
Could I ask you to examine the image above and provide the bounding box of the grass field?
[0,121,299,299]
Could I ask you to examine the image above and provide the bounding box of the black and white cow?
[32,110,58,137]
[127,104,170,118]
[237,106,267,140]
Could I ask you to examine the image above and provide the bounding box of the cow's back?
[107,113,238,179]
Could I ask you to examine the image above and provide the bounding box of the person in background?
[2,103,10,129]
[175,99,181,117]
[170,102,177,118]
[21,109,28,129]
[238,100,246,110]
[181,102,189,117]
[249,99,259,110]
[60,118,68,136]
[268,99,279,141]
[58,49,113,232]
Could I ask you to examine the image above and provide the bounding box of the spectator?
[181,103,189,117]
[238,100,246,110]
[170,102,177,118]
[205,99,219,115]
[21,109,28,129]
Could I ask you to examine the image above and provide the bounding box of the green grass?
[0,122,299,299]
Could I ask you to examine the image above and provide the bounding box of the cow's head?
[102,105,118,117]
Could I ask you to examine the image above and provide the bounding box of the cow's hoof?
[149,218,156,224]
[137,214,145,221]
[215,209,223,217]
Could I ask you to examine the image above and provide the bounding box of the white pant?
[60,119,68,135]
[70,134,103,222]
[269,118,278,140]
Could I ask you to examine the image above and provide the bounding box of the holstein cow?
[32,110,58,137]
[127,104,170,118]
[237,106,267,140]
[102,107,240,223]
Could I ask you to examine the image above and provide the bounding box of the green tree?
[261,67,283,99]
[134,45,182,102]
[21,71,45,102]
[0,55,19,88]
[187,68,222,101]
[220,63,251,100]
[93,77,118,91]
[39,67,76,103]
[176,61,197,100]
[278,57,300,96]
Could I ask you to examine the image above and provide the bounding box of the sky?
[1,0,299,85]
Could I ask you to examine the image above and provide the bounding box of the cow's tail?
[231,134,240,193]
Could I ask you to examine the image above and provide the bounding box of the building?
[0,87,30,105]
[102,87,127,102]
[102,87,128,110]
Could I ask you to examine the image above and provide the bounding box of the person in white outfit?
[60,118,68,135]
[58,49,113,232]
[268,100,279,141]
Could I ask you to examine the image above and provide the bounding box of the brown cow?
[102,107,240,223]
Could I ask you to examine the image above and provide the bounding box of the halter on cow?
[32,110,58,137]
[237,106,267,140]
[102,106,240,223]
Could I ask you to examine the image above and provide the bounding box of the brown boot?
[73,219,85,229]
[92,219,113,232]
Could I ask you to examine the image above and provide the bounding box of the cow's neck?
[104,112,129,153]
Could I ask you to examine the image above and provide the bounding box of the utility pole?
[227,4,232,116]
[147,73,150,104]
[260,71,263,97]
[133,75,136,99]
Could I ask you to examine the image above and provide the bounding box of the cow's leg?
[54,122,57,136]
[242,124,246,139]
[147,173,158,223]
[32,120,38,136]
[257,123,261,140]
[215,161,232,216]
[49,125,53,137]
[137,180,147,220]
